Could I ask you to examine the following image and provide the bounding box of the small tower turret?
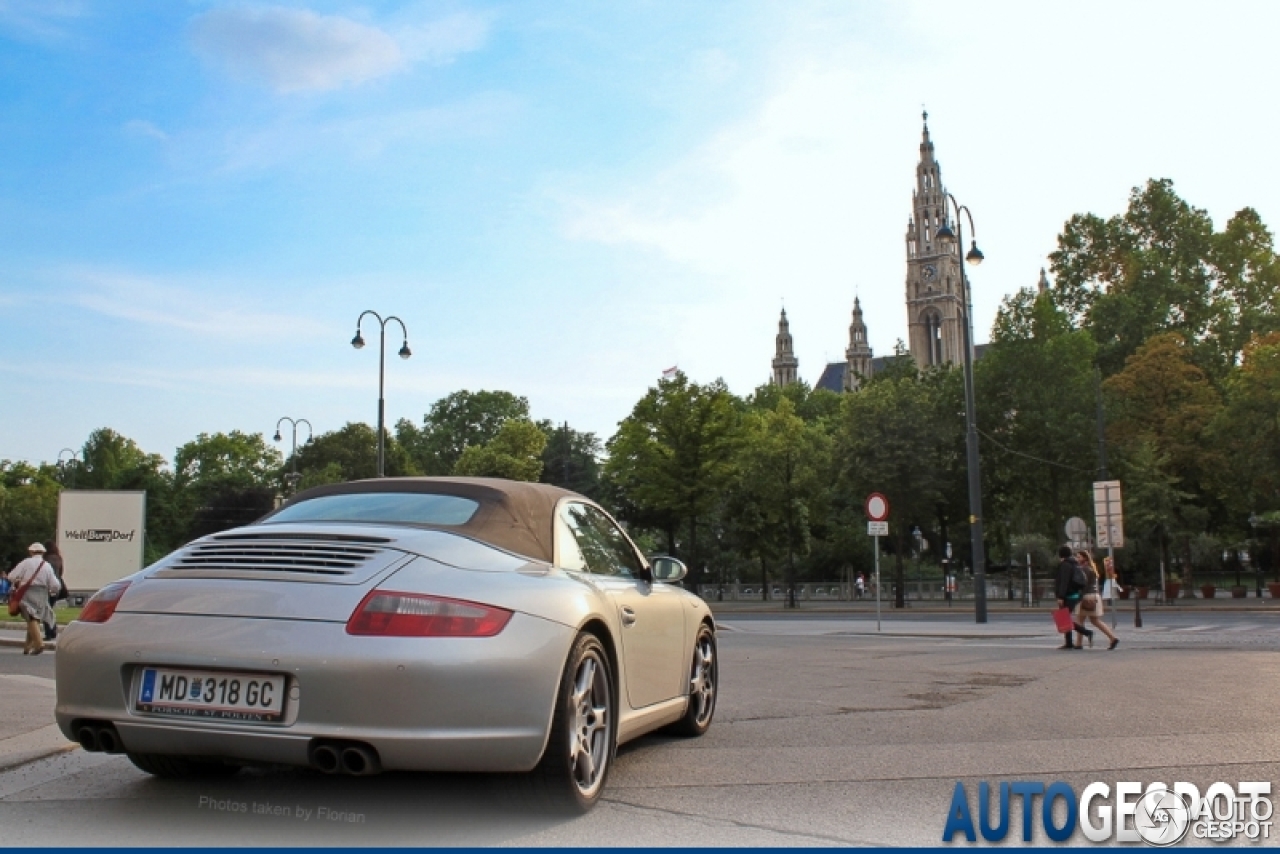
[771,309,799,386]
[844,298,874,392]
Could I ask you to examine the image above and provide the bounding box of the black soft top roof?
[274,476,581,564]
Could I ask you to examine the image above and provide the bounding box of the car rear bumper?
[54,611,574,772]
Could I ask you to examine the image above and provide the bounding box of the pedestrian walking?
[1075,551,1119,650]
[7,543,61,655]
[1053,545,1092,649]
[855,573,865,600]
[42,541,66,640]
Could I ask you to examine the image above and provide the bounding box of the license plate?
[136,668,287,723]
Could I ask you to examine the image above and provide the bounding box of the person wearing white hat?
[7,542,61,654]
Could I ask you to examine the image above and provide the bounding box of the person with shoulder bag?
[7,543,61,655]
[1075,551,1119,650]
[1054,545,1093,649]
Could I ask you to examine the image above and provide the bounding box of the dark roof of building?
[815,362,845,393]
[816,347,987,392]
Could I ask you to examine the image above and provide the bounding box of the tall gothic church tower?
[772,309,799,385]
[904,113,966,370]
[843,298,873,391]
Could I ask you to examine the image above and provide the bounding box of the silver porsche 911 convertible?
[55,477,717,812]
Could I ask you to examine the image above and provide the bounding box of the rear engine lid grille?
[153,532,402,584]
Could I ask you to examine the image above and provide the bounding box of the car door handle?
[620,606,637,627]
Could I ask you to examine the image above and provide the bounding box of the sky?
[2,0,1277,467]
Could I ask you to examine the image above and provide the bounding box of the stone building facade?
[772,115,985,392]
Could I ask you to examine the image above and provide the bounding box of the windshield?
[264,493,480,527]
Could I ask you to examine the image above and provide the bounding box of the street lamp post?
[935,197,987,623]
[351,310,411,478]
[273,417,313,494]
[57,448,79,488]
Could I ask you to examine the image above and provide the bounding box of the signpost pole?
[874,535,881,633]
[1106,483,1117,631]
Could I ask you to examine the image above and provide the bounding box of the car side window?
[555,515,588,572]
[559,503,644,578]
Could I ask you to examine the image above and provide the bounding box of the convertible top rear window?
[265,493,480,527]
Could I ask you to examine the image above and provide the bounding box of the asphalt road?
[3,610,1277,846]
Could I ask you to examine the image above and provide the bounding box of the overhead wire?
[976,427,1096,475]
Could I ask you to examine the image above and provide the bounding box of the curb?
[0,635,57,651]
[0,725,76,773]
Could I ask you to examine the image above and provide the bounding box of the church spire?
[844,297,874,392]
[771,308,799,386]
[1038,267,1050,295]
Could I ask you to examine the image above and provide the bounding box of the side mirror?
[649,556,687,583]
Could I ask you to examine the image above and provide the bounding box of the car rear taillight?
[346,591,513,637]
[78,580,132,623]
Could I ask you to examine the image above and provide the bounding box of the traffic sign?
[1093,480,1124,548]
[865,493,890,522]
[867,521,889,536]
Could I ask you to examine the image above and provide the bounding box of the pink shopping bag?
[1051,607,1074,633]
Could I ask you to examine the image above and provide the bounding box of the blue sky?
[3,1,1277,466]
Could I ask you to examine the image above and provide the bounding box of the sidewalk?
[0,621,57,651]
[705,594,1279,615]
[0,633,74,773]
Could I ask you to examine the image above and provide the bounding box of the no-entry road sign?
[865,493,890,522]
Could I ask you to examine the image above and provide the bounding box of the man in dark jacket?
[1054,545,1093,649]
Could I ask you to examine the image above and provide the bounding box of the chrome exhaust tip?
[339,745,380,776]
[310,743,341,774]
[96,725,123,754]
[76,725,101,753]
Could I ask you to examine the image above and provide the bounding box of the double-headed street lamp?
[57,448,79,488]
[273,417,313,494]
[352,310,411,478]
[935,196,987,623]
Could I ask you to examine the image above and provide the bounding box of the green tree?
[398,390,530,475]
[976,288,1098,544]
[1104,332,1223,498]
[835,371,956,608]
[603,372,741,587]
[538,421,602,497]
[1049,179,1218,376]
[295,422,412,486]
[171,431,283,540]
[0,461,61,566]
[1207,333,1280,569]
[454,419,548,482]
[75,428,176,561]
[723,398,831,604]
[1050,178,1280,379]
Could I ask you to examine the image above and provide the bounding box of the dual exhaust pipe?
[75,722,379,777]
[76,722,124,754]
[309,740,380,776]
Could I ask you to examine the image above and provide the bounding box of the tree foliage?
[454,419,547,482]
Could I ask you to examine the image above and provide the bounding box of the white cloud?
[396,11,492,66]
[225,92,519,169]
[61,266,331,340]
[190,6,405,93]
[188,6,492,94]
[0,0,85,42]
[123,119,168,141]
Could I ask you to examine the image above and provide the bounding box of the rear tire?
[127,752,241,778]
[665,623,717,737]
[525,632,615,813]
